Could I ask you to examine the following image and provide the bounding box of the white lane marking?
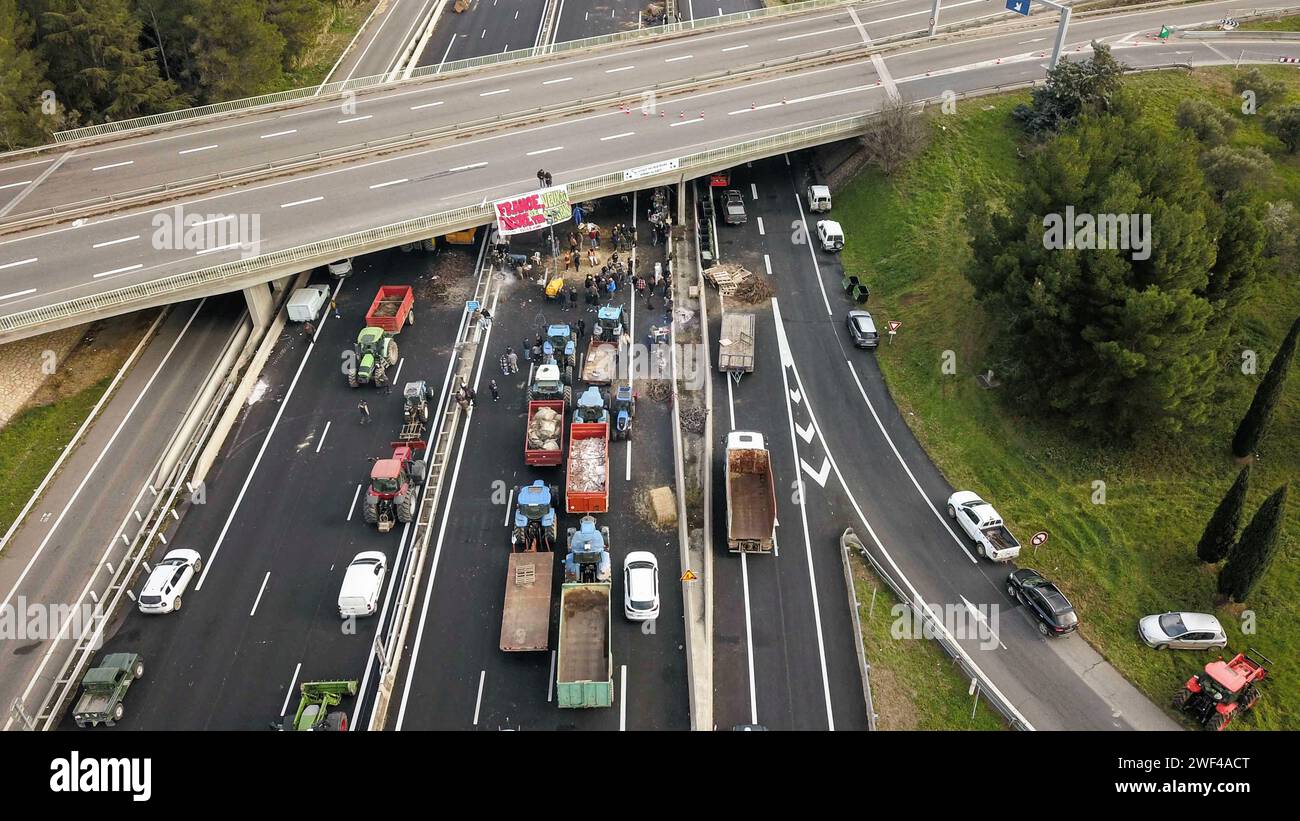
[369,178,408,189]
[260,129,297,139]
[410,101,445,110]
[543,77,574,85]
[601,132,635,141]
[1017,38,1046,44]
[526,146,563,156]
[338,115,373,124]
[473,670,486,725]
[848,5,872,44]
[0,180,34,190]
[503,487,515,526]
[722,44,749,52]
[91,160,133,172]
[750,183,758,199]
[0,258,37,270]
[195,242,243,256]
[605,65,635,73]
[91,264,143,279]
[449,162,488,172]
[792,192,833,316]
[391,357,405,386]
[961,594,1007,650]
[669,117,703,127]
[547,651,557,702]
[843,365,977,561]
[795,422,815,443]
[0,288,37,302]
[315,420,331,453]
[800,457,830,488]
[479,88,510,96]
[92,235,139,248]
[178,144,218,155]
[250,572,271,616]
[729,82,877,115]
[763,254,772,276]
[741,552,758,724]
[619,665,628,730]
[347,483,362,521]
[665,54,694,63]
[872,53,901,102]
[757,216,765,236]
[281,196,324,208]
[280,663,302,716]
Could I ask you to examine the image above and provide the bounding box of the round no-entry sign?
[1030,531,1049,547]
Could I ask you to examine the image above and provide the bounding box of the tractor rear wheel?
[564,366,574,386]
[1172,689,1191,710]
[374,363,388,387]
[387,341,400,366]
[563,386,572,410]
[411,460,427,486]
[1242,685,1260,712]
[348,371,359,388]
[512,527,525,547]
[363,500,378,525]
[1209,711,1230,731]
[325,712,348,731]
[397,493,415,523]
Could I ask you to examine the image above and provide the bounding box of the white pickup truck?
[946,491,1021,561]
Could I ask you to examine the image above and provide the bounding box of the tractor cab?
[573,386,609,425]
[402,380,431,422]
[529,363,572,409]
[543,324,576,367]
[351,326,397,387]
[512,480,558,551]
[565,516,612,583]
[595,306,624,341]
[369,459,404,498]
[611,385,636,441]
[364,440,427,532]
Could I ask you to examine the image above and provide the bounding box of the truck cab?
[806,184,832,212]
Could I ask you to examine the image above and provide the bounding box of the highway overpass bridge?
[0,0,1296,342]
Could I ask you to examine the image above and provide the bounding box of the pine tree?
[1197,466,1250,563]
[1218,484,1288,603]
[268,0,331,71]
[0,0,56,149]
[183,0,287,102]
[1232,315,1300,458]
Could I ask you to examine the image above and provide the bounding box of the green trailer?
[556,583,613,708]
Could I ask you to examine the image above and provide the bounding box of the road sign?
[465,300,480,314]
[709,172,730,188]
[623,158,680,182]
[1158,24,1172,39]
[1006,0,1030,16]
[680,569,698,581]
[887,320,902,333]
[1030,531,1049,547]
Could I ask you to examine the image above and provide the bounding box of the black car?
[1007,569,1078,637]
[845,310,879,348]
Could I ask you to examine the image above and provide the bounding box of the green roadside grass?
[0,377,112,539]
[833,67,1300,729]
[277,1,379,92]
[1239,15,1300,32]
[853,558,1007,729]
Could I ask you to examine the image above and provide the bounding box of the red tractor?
[1173,650,1270,731]
[363,440,427,533]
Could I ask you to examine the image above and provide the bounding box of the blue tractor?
[512,481,559,552]
[611,385,636,441]
[543,324,577,371]
[564,516,612,583]
[595,305,625,342]
[572,386,610,426]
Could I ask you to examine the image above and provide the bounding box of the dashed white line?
[0,258,37,271]
[92,235,139,248]
[763,254,772,275]
[669,117,703,127]
[195,242,243,256]
[750,183,758,199]
[250,572,270,616]
[605,65,635,73]
[722,44,749,52]
[757,216,765,236]
[0,180,33,191]
[409,101,445,110]
[449,162,488,172]
[260,129,297,139]
[315,420,331,453]
[337,115,373,124]
[619,665,628,730]
[369,178,408,189]
[91,263,143,279]
[479,88,511,97]
[526,146,563,156]
[473,670,486,725]
[665,54,694,63]
[347,483,362,521]
[601,132,635,141]
[0,288,37,302]
[279,663,302,716]
[543,76,573,85]
[91,160,133,171]
[193,214,234,226]
[281,196,324,208]
[178,144,218,155]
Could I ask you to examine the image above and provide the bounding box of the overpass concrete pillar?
[270,274,295,294]
[677,175,687,225]
[244,282,275,328]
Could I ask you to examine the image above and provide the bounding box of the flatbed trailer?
[581,338,619,385]
[718,312,756,380]
[566,422,609,513]
[500,551,554,651]
[365,285,414,333]
[525,399,567,466]
[726,431,776,553]
[556,582,613,707]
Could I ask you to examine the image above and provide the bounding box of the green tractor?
[271,680,358,731]
[529,363,573,412]
[349,326,399,388]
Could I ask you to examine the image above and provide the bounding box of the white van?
[286,285,330,322]
[806,185,832,213]
[327,259,353,278]
[338,552,387,618]
[816,220,844,252]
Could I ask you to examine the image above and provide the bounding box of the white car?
[338,552,387,618]
[1138,612,1228,650]
[138,549,202,613]
[623,551,660,621]
[816,219,844,251]
[326,258,353,278]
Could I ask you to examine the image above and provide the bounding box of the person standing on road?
[358,400,370,425]
[507,347,519,373]
[576,318,586,340]
[330,298,340,319]
[569,288,578,311]
[489,380,500,402]
[302,320,316,339]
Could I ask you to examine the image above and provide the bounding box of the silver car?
[1138,612,1228,650]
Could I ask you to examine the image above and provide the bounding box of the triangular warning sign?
[680,569,698,581]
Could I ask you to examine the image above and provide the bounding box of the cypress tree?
[1233,316,1300,458]
[1218,484,1288,603]
[1197,465,1250,563]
